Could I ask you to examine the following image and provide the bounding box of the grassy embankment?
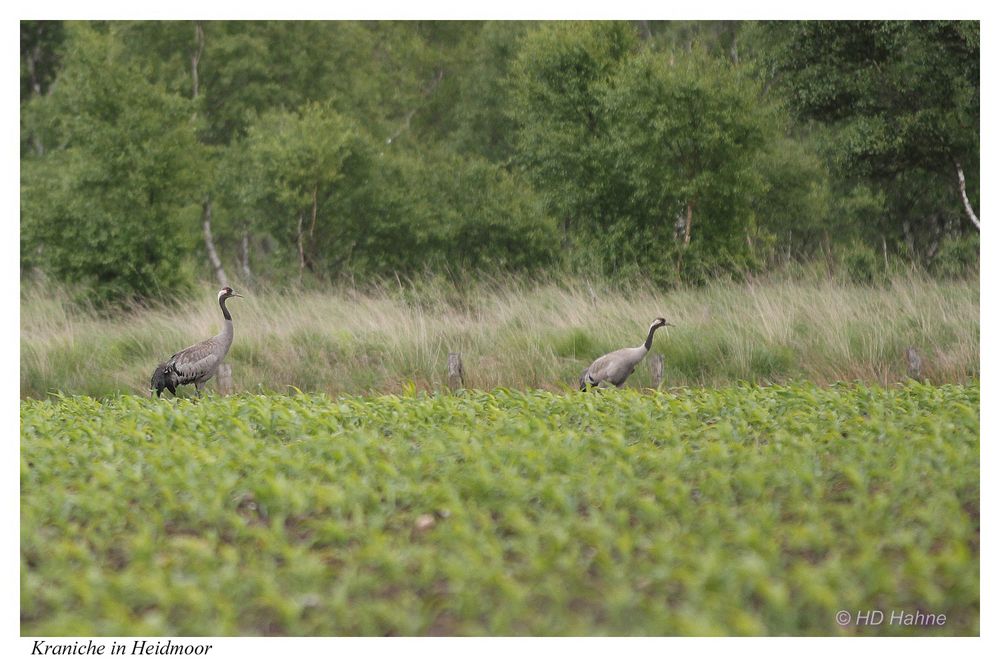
[20,274,978,398]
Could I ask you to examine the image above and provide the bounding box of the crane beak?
[232,292,244,298]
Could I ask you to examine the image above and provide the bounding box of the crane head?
[652,317,672,328]
[218,286,243,300]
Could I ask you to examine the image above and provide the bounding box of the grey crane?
[151,286,243,397]
[579,317,672,391]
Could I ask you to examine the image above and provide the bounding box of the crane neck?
[643,324,659,351]
[220,317,234,343]
[219,294,232,322]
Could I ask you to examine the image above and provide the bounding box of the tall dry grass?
[20,274,979,398]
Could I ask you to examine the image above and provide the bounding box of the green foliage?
[597,50,769,282]
[843,242,884,286]
[509,23,771,283]
[765,21,980,256]
[642,20,744,61]
[752,135,834,257]
[21,20,65,100]
[21,383,979,635]
[20,20,66,157]
[930,235,979,279]
[771,21,978,170]
[449,21,532,162]
[18,20,981,296]
[392,150,557,274]
[20,23,204,303]
[509,21,638,230]
[247,103,355,212]
[240,102,356,277]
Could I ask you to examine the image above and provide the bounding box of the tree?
[641,20,744,63]
[242,103,356,283]
[21,21,65,100]
[765,21,979,258]
[20,20,66,156]
[510,22,770,282]
[509,21,638,245]
[598,50,768,279]
[20,23,205,302]
[392,149,557,274]
[442,21,532,163]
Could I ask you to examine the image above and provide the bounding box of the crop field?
[21,382,979,636]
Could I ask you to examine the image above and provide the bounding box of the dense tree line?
[20,20,979,302]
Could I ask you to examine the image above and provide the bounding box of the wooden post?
[648,353,664,387]
[905,347,923,381]
[447,352,464,391]
[217,363,233,395]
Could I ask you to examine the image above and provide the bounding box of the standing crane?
[580,317,672,391]
[151,286,243,397]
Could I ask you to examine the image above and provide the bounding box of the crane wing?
[585,347,643,386]
[169,340,222,381]
[584,352,617,383]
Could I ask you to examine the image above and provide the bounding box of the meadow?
[21,383,979,636]
[20,274,979,399]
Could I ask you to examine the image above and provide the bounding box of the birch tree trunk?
[25,42,46,155]
[297,213,306,284]
[191,23,227,286]
[306,185,319,272]
[240,227,252,283]
[309,185,318,239]
[191,23,204,99]
[955,160,980,230]
[684,201,693,246]
[201,199,228,286]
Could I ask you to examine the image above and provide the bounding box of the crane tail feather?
[150,361,179,398]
